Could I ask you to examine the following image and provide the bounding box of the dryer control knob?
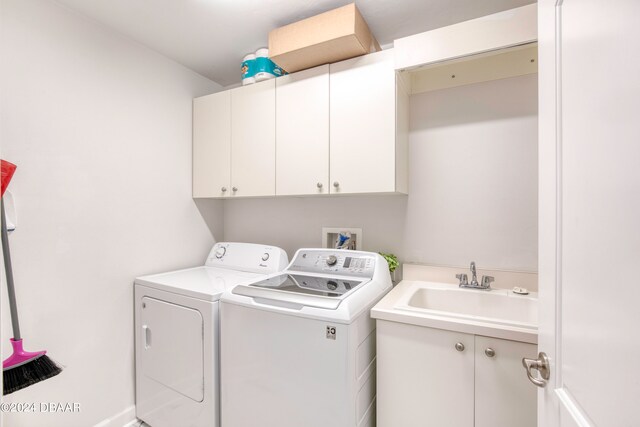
[326,255,338,266]
[261,252,270,261]
[215,247,226,259]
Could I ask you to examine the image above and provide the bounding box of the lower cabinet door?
[474,336,538,427]
[377,320,474,427]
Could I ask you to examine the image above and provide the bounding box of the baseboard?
[93,405,138,427]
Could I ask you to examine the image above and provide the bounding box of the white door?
[329,50,396,194]
[537,1,640,426]
[193,91,231,198]
[231,79,276,197]
[276,64,329,196]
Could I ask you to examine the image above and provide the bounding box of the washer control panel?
[289,249,376,278]
[205,242,288,274]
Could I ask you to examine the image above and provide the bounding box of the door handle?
[142,325,151,349]
[522,352,550,387]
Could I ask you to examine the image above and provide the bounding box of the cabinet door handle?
[455,342,465,352]
[333,182,340,188]
[485,348,496,357]
[221,187,227,193]
[317,182,323,189]
[232,187,238,192]
[522,352,550,388]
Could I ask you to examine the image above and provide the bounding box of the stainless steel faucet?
[457,261,494,290]
[470,261,478,287]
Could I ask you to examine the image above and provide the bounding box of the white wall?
[224,74,538,274]
[0,0,223,426]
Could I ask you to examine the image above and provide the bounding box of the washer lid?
[135,266,263,301]
[231,273,366,310]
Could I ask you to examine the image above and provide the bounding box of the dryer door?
[140,296,204,402]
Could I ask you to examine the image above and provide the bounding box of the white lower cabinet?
[474,335,537,427]
[377,321,474,426]
[377,320,537,427]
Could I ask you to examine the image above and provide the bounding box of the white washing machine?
[220,248,392,427]
[134,242,288,427]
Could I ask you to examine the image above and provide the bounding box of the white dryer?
[134,242,288,427]
[220,248,392,427]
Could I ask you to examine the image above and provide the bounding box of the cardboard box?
[268,3,381,73]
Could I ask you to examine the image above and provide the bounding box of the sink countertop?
[401,263,539,292]
[371,280,538,344]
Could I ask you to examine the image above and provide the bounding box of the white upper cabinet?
[230,79,276,197]
[192,6,534,199]
[193,91,231,198]
[192,49,408,198]
[329,49,408,195]
[276,65,329,196]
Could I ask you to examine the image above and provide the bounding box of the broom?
[1,160,62,395]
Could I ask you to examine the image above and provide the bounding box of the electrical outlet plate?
[321,227,362,250]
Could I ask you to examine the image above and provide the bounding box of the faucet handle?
[481,275,495,288]
[456,273,468,287]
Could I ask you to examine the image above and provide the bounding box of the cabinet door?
[193,91,231,198]
[231,79,276,197]
[329,50,396,194]
[276,65,329,196]
[377,320,474,427]
[475,336,537,427]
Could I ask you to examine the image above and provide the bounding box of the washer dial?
[215,247,226,259]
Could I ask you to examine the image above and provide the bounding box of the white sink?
[406,283,537,325]
[371,280,538,343]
